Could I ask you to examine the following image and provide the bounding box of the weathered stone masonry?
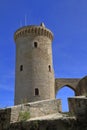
[14,23,55,105]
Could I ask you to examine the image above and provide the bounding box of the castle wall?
[76,76,87,96]
[1,98,87,130]
[0,99,61,125]
[0,108,11,130]
[6,118,77,130]
[68,97,87,120]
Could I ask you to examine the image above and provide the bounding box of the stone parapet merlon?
[14,23,53,41]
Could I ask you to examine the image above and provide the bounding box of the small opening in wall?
[34,42,38,48]
[20,65,23,71]
[35,88,39,96]
[48,65,51,72]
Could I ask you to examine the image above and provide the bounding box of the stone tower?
[14,23,55,105]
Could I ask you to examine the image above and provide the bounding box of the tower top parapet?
[14,23,53,41]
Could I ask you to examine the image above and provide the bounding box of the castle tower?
[14,23,55,105]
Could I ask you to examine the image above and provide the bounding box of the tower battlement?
[14,23,53,41]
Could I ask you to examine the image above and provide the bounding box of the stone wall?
[0,108,11,130]
[1,98,87,130]
[2,115,87,130]
[0,99,61,124]
[76,76,87,96]
[68,96,87,120]
[6,118,77,130]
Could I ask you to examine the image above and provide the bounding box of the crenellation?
[14,26,53,41]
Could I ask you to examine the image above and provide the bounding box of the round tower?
[14,23,55,105]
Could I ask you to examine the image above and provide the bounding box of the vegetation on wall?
[18,111,30,121]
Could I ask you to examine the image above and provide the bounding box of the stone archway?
[55,78,80,96]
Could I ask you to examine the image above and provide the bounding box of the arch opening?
[56,86,75,112]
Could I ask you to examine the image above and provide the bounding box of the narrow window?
[35,88,39,96]
[48,65,51,72]
[79,103,81,107]
[34,42,38,48]
[20,65,23,71]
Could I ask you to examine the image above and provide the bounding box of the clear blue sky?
[0,0,87,111]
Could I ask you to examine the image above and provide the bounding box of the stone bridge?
[55,78,80,95]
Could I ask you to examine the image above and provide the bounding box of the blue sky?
[0,0,87,110]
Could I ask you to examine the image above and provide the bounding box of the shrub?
[18,111,30,121]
